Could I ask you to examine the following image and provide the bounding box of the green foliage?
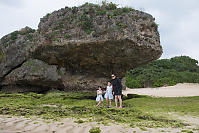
[181,130,193,133]
[89,127,101,133]
[48,32,57,39]
[153,77,176,87]
[0,92,194,128]
[126,56,199,88]
[79,14,93,34]
[74,119,84,124]
[10,31,20,40]
[81,2,100,8]
[151,22,159,30]
[26,34,33,42]
[112,9,123,16]
[96,10,107,15]
[105,2,117,10]
[122,7,132,13]
[126,75,142,88]
[45,13,51,19]
[115,21,127,30]
[65,34,71,39]
[0,52,5,60]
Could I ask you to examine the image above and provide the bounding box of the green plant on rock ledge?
[0,52,5,61]
[96,10,107,15]
[65,34,71,39]
[151,22,159,30]
[79,14,93,34]
[116,21,127,30]
[10,31,20,40]
[103,2,117,10]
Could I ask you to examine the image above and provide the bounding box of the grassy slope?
[0,92,199,129]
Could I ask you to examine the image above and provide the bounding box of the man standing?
[111,74,122,108]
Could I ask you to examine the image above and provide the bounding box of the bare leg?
[109,99,112,107]
[115,95,118,107]
[99,99,101,106]
[106,98,109,106]
[118,95,122,108]
[97,99,101,106]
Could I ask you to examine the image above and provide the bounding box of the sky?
[0,0,199,61]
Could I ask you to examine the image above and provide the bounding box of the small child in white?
[96,86,103,106]
[104,81,113,108]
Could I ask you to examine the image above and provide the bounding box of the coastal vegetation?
[126,56,199,88]
[0,91,198,131]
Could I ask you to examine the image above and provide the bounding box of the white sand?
[0,115,192,133]
[0,115,144,133]
[123,83,199,97]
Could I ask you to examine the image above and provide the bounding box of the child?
[104,81,113,108]
[96,86,103,106]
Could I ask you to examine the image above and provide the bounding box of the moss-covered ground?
[0,91,198,129]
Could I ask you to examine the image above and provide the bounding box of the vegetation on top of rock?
[0,26,36,45]
[126,56,199,88]
[38,1,156,41]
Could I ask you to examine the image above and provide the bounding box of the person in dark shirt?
[111,74,122,108]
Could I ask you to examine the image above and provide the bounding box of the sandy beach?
[0,115,160,133]
[123,83,199,97]
[0,115,196,133]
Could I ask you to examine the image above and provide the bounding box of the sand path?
[123,83,199,97]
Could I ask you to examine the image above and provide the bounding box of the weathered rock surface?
[33,3,162,77]
[0,3,163,92]
[0,27,35,81]
[1,59,64,92]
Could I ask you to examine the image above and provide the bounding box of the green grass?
[89,127,101,133]
[0,91,198,129]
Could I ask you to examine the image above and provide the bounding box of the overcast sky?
[0,0,199,61]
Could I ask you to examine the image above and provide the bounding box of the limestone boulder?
[32,3,162,77]
[0,3,163,92]
[0,27,35,81]
[1,59,64,92]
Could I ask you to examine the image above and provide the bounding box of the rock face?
[1,59,64,92]
[0,3,163,92]
[0,27,35,81]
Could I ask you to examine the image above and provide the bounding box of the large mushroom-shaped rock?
[32,3,162,78]
[0,3,163,92]
[1,59,65,93]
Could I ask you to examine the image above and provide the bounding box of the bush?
[126,76,142,88]
[10,31,20,40]
[153,78,176,88]
[79,14,93,34]
[89,127,101,133]
[104,2,117,10]
[96,10,107,15]
[126,56,199,88]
